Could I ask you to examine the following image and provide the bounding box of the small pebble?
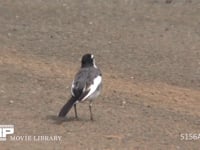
[8,33,12,37]
[122,100,126,107]
[9,100,14,104]
[166,0,173,4]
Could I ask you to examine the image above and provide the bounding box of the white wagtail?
[58,53,102,120]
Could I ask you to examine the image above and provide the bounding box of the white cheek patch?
[71,80,75,96]
[82,75,102,101]
[93,59,97,68]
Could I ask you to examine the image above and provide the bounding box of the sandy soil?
[0,0,200,149]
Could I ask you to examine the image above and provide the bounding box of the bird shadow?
[46,115,88,124]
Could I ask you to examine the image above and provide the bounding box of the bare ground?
[0,0,200,149]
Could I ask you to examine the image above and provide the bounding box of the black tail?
[58,96,77,117]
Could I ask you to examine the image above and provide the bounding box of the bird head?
[81,53,95,68]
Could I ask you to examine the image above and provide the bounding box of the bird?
[58,53,102,120]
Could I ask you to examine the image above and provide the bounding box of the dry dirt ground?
[0,0,200,149]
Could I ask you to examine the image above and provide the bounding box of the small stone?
[176,146,180,149]
[0,90,5,93]
[9,100,14,104]
[122,100,126,107]
[8,33,12,37]
[166,0,173,4]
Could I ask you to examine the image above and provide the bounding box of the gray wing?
[71,67,101,101]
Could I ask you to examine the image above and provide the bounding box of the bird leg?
[89,102,93,121]
[74,104,78,119]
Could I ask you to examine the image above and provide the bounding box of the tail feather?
[58,96,77,117]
